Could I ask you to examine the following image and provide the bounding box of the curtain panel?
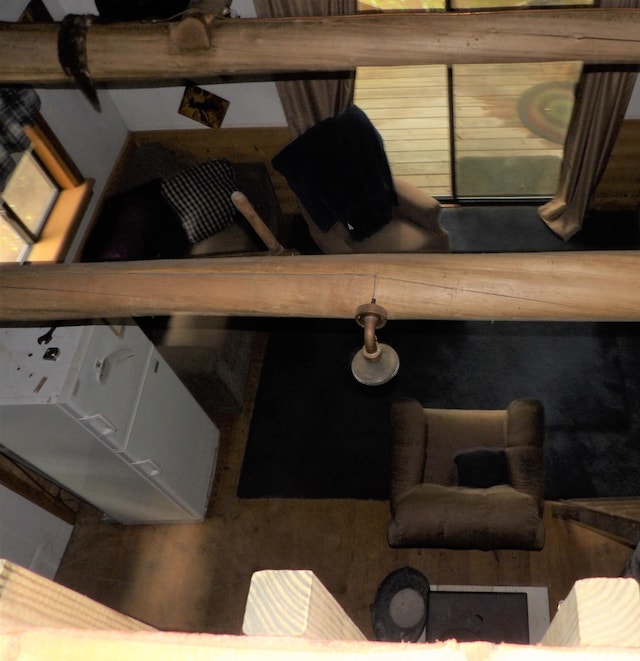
[253,0,357,137]
[0,87,41,191]
[538,0,639,240]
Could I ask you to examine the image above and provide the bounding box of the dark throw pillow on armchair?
[454,448,509,489]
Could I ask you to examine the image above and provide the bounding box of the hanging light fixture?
[351,301,399,386]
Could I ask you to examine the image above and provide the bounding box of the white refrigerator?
[0,322,219,523]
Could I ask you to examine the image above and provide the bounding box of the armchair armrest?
[505,398,545,508]
[231,191,287,255]
[506,446,544,508]
[392,177,449,250]
[389,399,428,508]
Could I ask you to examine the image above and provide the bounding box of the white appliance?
[0,322,219,523]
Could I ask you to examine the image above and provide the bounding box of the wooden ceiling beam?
[1,9,639,85]
[2,252,639,322]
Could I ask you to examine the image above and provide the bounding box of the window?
[354,1,593,202]
[1,146,59,261]
[0,116,93,263]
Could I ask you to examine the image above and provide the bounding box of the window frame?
[7,114,94,263]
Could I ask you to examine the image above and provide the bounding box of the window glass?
[354,65,451,196]
[2,149,59,236]
[355,0,593,200]
[0,208,30,262]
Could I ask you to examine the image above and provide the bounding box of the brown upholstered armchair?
[272,104,450,255]
[388,398,545,551]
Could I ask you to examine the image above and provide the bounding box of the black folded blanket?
[272,105,397,240]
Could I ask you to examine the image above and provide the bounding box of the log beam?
[2,252,639,322]
[1,10,639,85]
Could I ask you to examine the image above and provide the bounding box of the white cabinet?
[0,322,219,523]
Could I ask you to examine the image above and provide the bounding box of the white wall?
[627,80,640,119]
[0,485,73,579]
[106,0,286,130]
[108,80,287,131]
[35,88,129,260]
[0,0,31,20]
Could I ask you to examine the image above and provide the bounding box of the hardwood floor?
[55,329,634,639]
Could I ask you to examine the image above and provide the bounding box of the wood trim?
[0,10,639,85]
[26,180,94,263]
[24,118,83,189]
[591,120,640,211]
[553,499,640,546]
[2,251,640,322]
[17,116,92,263]
[0,559,154,631]
[132,128,296,215]
[102,132,138,199]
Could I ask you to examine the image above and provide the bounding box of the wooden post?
[0,559,153,631]
[541,578,640,648]
[242,570,366,641]
[231,191,288,256]
[2,567,640,658]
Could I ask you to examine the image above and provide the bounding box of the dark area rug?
[440,206,640,253]
[238,318,640,500]
[238,207,640,501]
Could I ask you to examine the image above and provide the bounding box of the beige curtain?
[538,0,639,241]
[253,0,357,137]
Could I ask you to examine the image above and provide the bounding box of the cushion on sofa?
[160,159,239,243]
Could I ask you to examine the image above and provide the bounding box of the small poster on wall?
[178,84,230,128]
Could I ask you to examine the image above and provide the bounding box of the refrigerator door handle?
[79,413,117,438]
[131,459,162,478]
[94,348,135,384]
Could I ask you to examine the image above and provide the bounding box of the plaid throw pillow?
[160,159,238,244]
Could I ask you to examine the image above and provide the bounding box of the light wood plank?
[3,630,640,661]
[541,578,640,647]
[242,570,366,641]
[0,560,153,631]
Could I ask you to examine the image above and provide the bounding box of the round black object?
[371,567,430,642]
